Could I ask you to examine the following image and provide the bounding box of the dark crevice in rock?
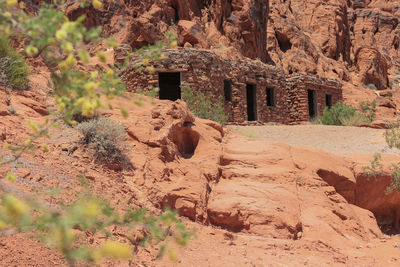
[276,32,292,53]
[172,124,200,158]
[316,169,355,204]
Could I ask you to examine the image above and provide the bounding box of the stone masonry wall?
[286,75,343,123]
[121,48,342,124]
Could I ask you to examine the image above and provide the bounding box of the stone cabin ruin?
[120,48,342,124]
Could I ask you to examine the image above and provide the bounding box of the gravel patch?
[228,125,399,154]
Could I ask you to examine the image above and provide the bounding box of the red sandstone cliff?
[62,0,269,62]
[58,0,400,92]
[268,0,400,91]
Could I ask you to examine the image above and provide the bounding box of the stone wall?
[121,48,342,124]
[286,74,343,123]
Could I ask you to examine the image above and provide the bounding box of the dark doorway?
[326,94,332,108]
[158,72,181,101]
[266,87,275,107]
[224,80,232,102]
[246,84,257,121]
[308,90,317,118]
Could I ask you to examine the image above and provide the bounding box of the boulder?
[177,20,204,46]
[355,47,389,90]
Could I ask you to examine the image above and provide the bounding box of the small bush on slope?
[320,102,367,126]
[76,118,129,165]
[359,100,377,122]
[363,124,400,193]
[181,83,227,126]
[0,37,28,90]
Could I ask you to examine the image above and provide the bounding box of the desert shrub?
[0,37,29,90]
[340,112,367,126]
[181,83,227,125]
[364,126,400,193]
[320,102,355,125]
[320,102,367,126]
[384,124,400,149]
[76,118,129,165]
[359,100,377,122]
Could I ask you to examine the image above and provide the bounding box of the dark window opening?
[224,80,232,102]
[308,90,317,119]
[158,72,181,101]
[266,87,275,107]
[246,84,257,121]
[326,94,332,108]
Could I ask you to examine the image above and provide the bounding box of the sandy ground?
[228,125,399,154]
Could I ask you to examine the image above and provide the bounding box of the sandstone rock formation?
[72,0,270,62]
[3,81,400,264]
[101,94,400,245]
[267,0,399,91]
[4,0,400,265]
[44,0,399,96]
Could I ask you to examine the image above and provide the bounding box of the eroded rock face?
[211,135,391,245]
[317,169,356,203]
[32,0,400,94]
[65,2,102,29]
[354,47,389,89]
[355,173,400,228]
[4,82,400,264]
[348,155,400,230]
[350,4,399,64]
[348,7,398,89]
[110,96,400,240]
[290,0,351,63]
[110,0,269,62]
[208,180,301,237]
[177,20,205,47]
[102,93,391,243]
[268,0,400,91]
[102,95,223,222]
[267,0,351,81]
